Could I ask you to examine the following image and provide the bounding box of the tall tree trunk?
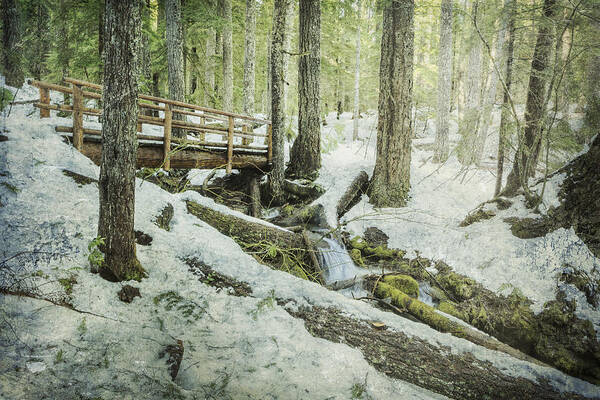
[584,18,600,132]
[433,0,453,163]
[369,0,414,208]
[352,0,361,142]
[474,0,510,165]
[25,1,50,81]
[243,0,257,115]
[495,0,516,197]
[165,0,186,138]
[287,0,321,180]
[141,0,152,95]
[502,0,558,197]
[99,0,105,78]
[267,0,292,204]
[457,0,483,165]
[282,0,294,125]
[1,0,23,87]
[205,29,216,107]
[264,29,272,116]
[98,0,145,282]
[222,0,233,112]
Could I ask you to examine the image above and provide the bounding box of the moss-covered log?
[287,305,589,400]
[186,200,322,282]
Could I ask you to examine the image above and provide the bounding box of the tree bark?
[337,170,369,220]
[98,0,145,282]
[165,0,186,138]
[495,0,516,196]
[205,29,216,107]
[222,0,233,112]
[287,0,321,180]
[584,18,600,132]
[474,0,510,165]
[369,0,414,208]
[1,0,23,87]
[502,0,558,196]
[267,0,292,205]
[289,306,589,400]
[433,0,453,163]
[457,0,483,165]
[352,0,361,141]
[243,0,257,115]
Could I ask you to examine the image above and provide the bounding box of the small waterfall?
[317,237,360,285]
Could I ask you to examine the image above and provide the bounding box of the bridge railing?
[29,77,272,173]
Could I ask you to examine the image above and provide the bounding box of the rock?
[154,203,174,231]
[118,285,141,303]
[135,230,153,246]
[159,339,184,381]
[364,227,389,247]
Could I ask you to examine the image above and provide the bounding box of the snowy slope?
[0,83,599,399]
[313,111,600,332]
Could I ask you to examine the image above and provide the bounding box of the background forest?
[2,0,598,175]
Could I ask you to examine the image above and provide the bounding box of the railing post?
[226,116,234,174]
[72,84,84,150]
[242,125,254,146]
[137,120,143,133]
[39,87,50,118]
[199,116,206,142]
[163,104,172,171]
[267,124,272,163]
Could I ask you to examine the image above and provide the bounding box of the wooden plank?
[267,124,273,163]
[72,85,84,150]
[163,104,172,170]
[75,140,268,170]
[39,88,50,118]
[55,126,268,152]
[226,116,234,174]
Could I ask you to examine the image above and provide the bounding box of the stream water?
[317,236,438,306]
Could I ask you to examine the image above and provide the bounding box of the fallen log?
[287,305,589,400]
[336,170,369,219]
[186,200,321,282]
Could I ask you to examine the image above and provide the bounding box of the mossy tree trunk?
[165,0,186,137]
[287,0,321,180]
[369,0,414,207]
[502,0,558,196]
[98,0,145,282]
[222,0,233,112]
[433,0,453,163]
[243,0,257,115]
[267,0,292,205]
[1,0,23,87]
[495,0,516,196]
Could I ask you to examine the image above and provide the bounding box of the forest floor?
[0,82,599,399]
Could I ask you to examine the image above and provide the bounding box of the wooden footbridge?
[29,78,272,173]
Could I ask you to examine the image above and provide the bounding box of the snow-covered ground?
[314,111,600,332]
[1,82,599,399]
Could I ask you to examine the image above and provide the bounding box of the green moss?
[350,248,365,267]
[383,275,419,298]
[58,276,77,295]
[349,236,403,260]
[437,272,476,301]
[0,88,13,112]
[438,301,464,319]
[375,281,462,335]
